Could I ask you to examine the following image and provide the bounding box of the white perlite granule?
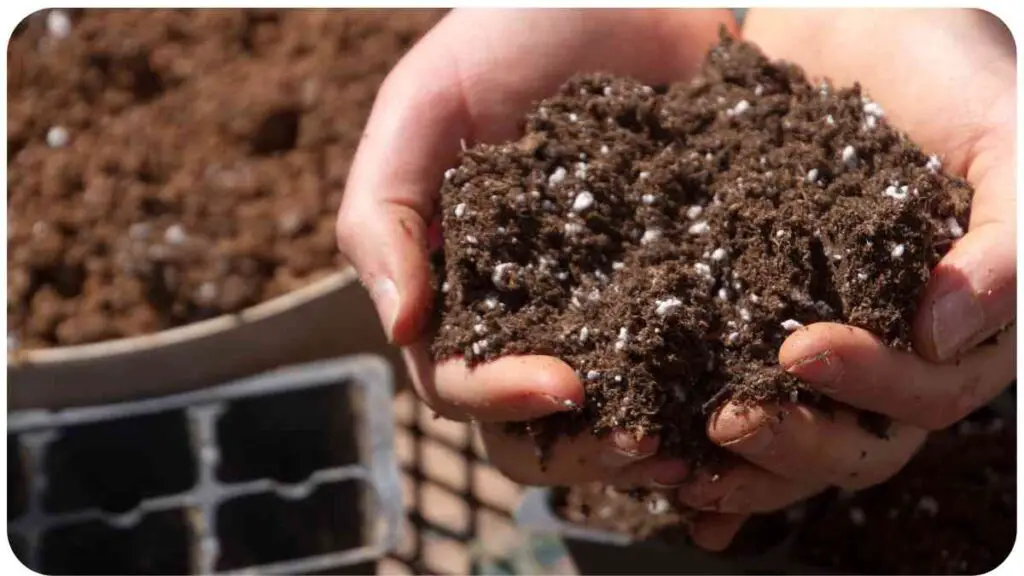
[687,221,710,235]
[454,203,467,218]
[655,297,683,316]
[891,244,906,259]
[164,224,187,245]
[548,167,567,186]
[686,205,703,220]
[946,217,964,238]
[806,169,818,184]
[471,340,489,355]
[614,327,629,351]
[640,228,662,245]
[883,185,908,200]
[46,9,72,38]
[444,168,456,180]
[586,370,601,381]
[926,154,943,174]
[571,191,595,212]
[710,247,728,261]
[841,145,858,169]
[727,100,751,117]
[781,319,804,331]
[196,282,218,303]
[46,126,70,148]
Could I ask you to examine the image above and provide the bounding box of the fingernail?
[720,425,774,456]
[785,350,842,386]
[600,431,657,468]
[369,277,399,340]
[932,288,986,361]
[712,405,775,456]
[649,460,690,487]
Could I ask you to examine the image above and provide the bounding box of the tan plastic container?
[7,269,406,411]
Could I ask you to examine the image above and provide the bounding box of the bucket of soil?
[433,29,1012,576]
[7,8,446,409]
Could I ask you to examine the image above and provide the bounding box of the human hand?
[682,8,1017,551]
[336,9,737,487]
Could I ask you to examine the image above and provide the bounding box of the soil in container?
[215,381,360,484]
[7,8,445,350]
[42,410,197,514]
[432,31,972,468]
[214,478,369,572]
[38,509,193,575]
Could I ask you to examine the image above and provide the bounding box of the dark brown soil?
[554,406,1015,574]
[432,32,972,465]
[791,407,1016,575]
[7,8,445,349]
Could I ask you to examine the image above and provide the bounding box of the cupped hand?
[685,8,1017,551]
[336,9,737,487]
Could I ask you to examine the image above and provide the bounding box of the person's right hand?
[336,8,736,488]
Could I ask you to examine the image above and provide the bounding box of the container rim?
[8,267,359,366]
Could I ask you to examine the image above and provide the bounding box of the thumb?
[336,34,471,345]
[915,126,1016,361]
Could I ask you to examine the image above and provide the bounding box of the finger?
[477,423,689,487]
[401,342,582,422]
[780,322,1016,430]
[675,463,824,514]
[742,9,1014,177]
[338,9,737,344]
[689,512,749,553]
[709,401,927,489]
[915,128,1016,361]
[742,9,1016,361]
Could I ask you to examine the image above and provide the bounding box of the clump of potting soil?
[431,32,972,465]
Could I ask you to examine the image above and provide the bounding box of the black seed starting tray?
[8,355,402,575]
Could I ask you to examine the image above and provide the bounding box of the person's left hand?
[680,8,1017,552]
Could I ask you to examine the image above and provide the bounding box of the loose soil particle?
[432,32,972,466]
[7,8,445,349]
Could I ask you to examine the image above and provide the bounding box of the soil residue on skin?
[554,406,1015,575]
[7,8,445,349]
[432,32,972,466]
